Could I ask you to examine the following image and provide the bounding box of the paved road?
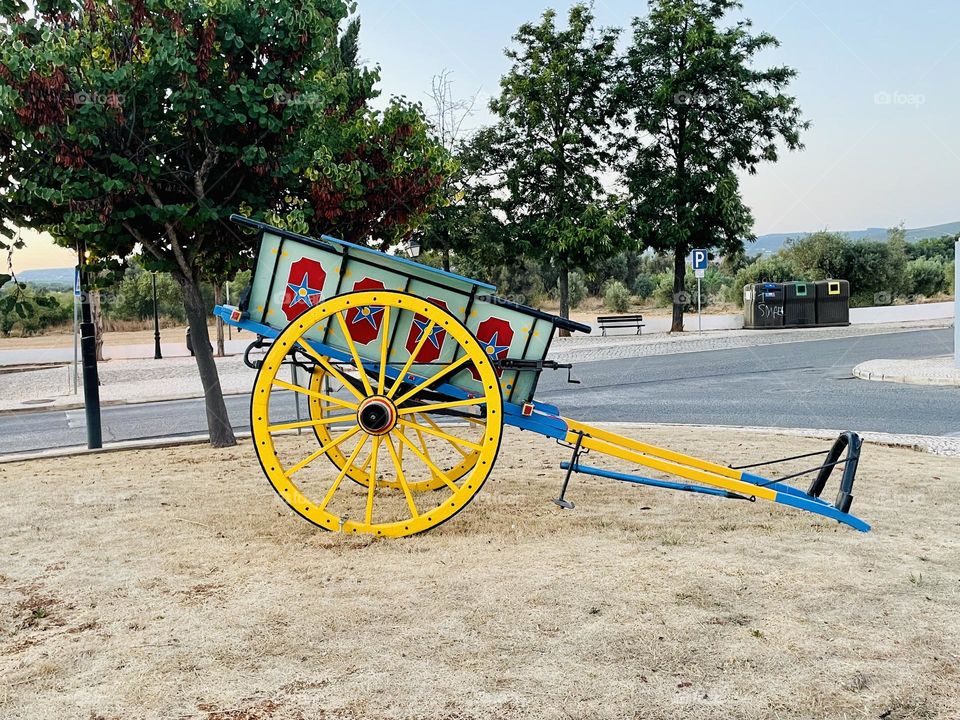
[1,328,956,456]
[537,327,957,436]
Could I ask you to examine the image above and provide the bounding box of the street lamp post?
[78,242,102,449]
[152,271,162,360]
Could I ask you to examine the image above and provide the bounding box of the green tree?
[617,0,808,331]
[0,1,450,446]
[783,231,852,279]
[486,4,625,332]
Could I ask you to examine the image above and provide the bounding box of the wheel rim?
[250,290,503,537]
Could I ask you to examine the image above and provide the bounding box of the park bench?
[597,314,645,336]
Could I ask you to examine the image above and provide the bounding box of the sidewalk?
[853,355,960,387]
[0,318,951,414]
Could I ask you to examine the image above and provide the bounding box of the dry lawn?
[1,425,958,720]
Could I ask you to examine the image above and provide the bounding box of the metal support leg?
[553,431,584,509]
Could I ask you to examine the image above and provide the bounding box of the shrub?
[631,274,656,300]
[732,256,802,306]
[603,280,632,312]
[567,271,588,309]
[906,257,948,297]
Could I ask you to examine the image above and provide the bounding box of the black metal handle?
[807,431,861,513]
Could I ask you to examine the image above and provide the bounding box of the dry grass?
[1,425,958,720]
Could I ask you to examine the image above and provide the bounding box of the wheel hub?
[357,396,398,436]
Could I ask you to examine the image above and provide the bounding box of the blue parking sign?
[691,249,708,270]
[74,267,81,297]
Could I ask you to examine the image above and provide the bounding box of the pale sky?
[10,0,959,271]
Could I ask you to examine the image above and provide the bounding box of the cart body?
[239,217,587,407]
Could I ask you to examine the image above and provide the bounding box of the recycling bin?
[743,283,785,329]
[814,280,850,326]
[784,281,817,327]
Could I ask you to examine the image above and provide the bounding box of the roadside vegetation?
[418,227,956,316]
[0,264,251,338]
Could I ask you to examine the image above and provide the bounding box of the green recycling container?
[784,281,817,327]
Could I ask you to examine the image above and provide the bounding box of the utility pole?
[152,271,162,360]
[78,242,102,449]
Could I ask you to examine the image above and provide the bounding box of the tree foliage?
[616,0,808,330]
[483,4,626,327]
[0,0,451,445]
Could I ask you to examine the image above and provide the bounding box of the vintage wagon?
[215,216,870,537]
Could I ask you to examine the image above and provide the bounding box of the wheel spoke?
[272,378,358,410]
[318,434,368,512]
[393,354,472,407]
[297,342,364,401]
[416,413,471,457]
[365,436,381,525]
[394,430,459,494]
[267,414,354,433]
[387,319,437,399]
[397,397,486,416]
[398,417,483,452]
[286,425,361,476]
[335,310,375,397]
[377,306,391,394]
[385,435,419,518]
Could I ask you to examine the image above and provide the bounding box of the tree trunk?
[671,248,686,333]
[442,246,451,273]
[213,283,225,357]
[177,270,236,447]
[91,289,105,361]
[557,264,570,338]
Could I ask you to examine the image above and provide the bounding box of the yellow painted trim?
[564,418,743,480]
[563,427,777,502]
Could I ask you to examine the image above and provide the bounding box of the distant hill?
[748,221,960,256]
[15,267,74,288]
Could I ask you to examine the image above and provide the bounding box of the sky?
[10,0,959,271]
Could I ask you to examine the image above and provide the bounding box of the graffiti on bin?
[758,303,784,319]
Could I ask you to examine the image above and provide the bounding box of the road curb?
[0,431,254,464]
[0,390,251,416]
[852,364,960,388]
[600,422,960,457]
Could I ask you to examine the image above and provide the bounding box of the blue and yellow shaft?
[561,418,870,532]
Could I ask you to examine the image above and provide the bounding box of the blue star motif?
[413,316,445,349]
[482,330,510,358]
[286,273,322,309]
[352,304,384,330]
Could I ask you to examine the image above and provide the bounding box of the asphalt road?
[1,328,956,456]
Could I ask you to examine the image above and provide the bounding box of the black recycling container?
[814,279,850,326]
[743,283,785,329]
[784,281,817,327]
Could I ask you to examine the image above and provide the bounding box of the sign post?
[72,267,80,394]
[955,236,958,368]
[691,249,708,334]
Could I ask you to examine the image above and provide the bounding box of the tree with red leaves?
[0,0,452,447]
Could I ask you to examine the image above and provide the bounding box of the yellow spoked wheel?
[307,366,482,492]
[250,290,503,537]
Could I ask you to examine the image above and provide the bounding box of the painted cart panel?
[237,218,589,405]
